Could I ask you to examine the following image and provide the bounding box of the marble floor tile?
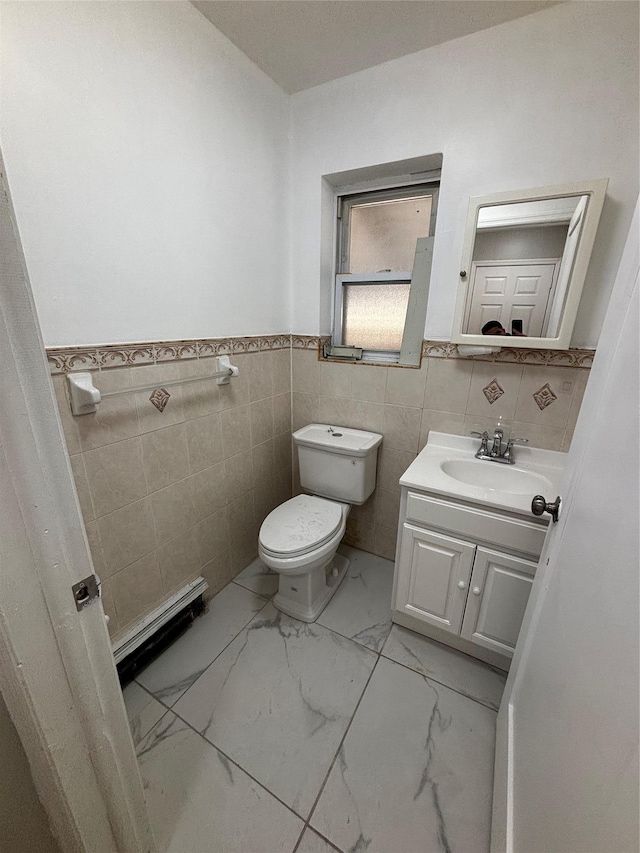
[316,546,394,652]
[233,556,279,598]
[122,682,168,747]
[310,656,496,853]
[295,827,341,853]
[137,711,303,853]
[136,583,269,706]
[174,602,377,818]
[382,625,507,711]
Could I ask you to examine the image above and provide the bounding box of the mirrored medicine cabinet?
[451,179,608,350]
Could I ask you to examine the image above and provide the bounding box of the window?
[331,181,439,364]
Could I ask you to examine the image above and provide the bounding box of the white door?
[0,151,154,850]
[492,200,639,853]
[466,259,559,335]
[395,524,475,633]
[461,547,536,657]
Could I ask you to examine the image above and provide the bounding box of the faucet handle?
[470,430,489,439]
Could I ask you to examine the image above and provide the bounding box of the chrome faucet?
[470,430,528,464]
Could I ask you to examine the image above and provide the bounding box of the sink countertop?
[400,432,567,517]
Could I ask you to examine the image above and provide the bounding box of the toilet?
[258,424,383,622]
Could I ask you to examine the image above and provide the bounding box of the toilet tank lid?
[293,424,382,457]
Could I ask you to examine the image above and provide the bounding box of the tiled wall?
[292,346,589,560]
[50,334,591,640]
[51,346,291,642]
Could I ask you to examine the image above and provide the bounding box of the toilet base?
[273,553,349,623]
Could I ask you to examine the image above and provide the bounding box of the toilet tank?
[293,424,383,505]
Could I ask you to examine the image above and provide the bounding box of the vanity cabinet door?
[395,524,475,635]
[461,547,537,658]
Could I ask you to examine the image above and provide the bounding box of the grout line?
[378,651,502,713]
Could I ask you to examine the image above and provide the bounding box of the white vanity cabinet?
[392,488,547,669]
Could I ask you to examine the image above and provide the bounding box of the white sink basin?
[440,459,553,495]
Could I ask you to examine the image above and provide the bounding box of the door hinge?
[72,574,101,611]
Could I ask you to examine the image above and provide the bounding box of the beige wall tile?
[110,551,163,629]
[157,528,201,595]
[228,491,255,544]
[316,395,350,427]
[250,398,274,447]
[385,362,428,408]
[511,421,565,452]
[252,439,275,486]
[51,374,81,455]
[273,432,293,474]
[224,450,254,502]
[292,349,320,394]
[98,497,156,577]
[69,453,95,522]
[382,405,422,453]
[132,363,185,434]
[179,358,221,420]
[374,525,398,560]
[561,428,574,452]
[514,366,575,428]
[150,477,195,545]
[186,412,224,473]
[201,551,233,599]
[246,351,274,402]
[273,469,292,506]
[318,361,353,398]
[191,462,227,521]
[566,370,589,431]
[419,410,466,451]
[195,507,229,567]
[221,404,251,458]
[84,437,147,517]
[466,362,523,421]
[344,516,376,552]
[231,535,258,575]
[85,520,105,575]
[272,392,291,436]
[423,358,473,414]
[292,392,318,432]
[141,423,190,493]
[463,415,501,441]
[348,400,385,434]
[272,348,292,394]
[351,364,387,402]
[375,488,401,530]
[378,448,417,492]
[350,493,376,526]
[218,353,251,410]
[253,479,280,527]
[77,368,141,451]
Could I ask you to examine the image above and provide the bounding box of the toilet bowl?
[258,424,382,622]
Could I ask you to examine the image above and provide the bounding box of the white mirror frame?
[451,178,608,350]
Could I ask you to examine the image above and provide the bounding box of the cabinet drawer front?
[461,547,536,657]
[406,491,546,556]
[395,524,475,635]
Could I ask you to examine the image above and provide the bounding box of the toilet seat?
[259,495,344,558]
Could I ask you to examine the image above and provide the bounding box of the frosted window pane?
[348,196,432,273]
[342,284,411,351]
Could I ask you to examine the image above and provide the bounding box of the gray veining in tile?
[316,545,394,652]
[122,682,168,747]
[233,556,279,598]
[174,602,377,818]
[137,712,303,853]
[310,656,496,853]
[296,827,341,853]
[382,624,507,711]
[136,583,269,706]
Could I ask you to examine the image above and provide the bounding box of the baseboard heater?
[113,577,208,685]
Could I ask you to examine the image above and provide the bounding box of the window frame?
[332,180,439,364]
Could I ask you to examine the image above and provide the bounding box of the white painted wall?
[289,1,639,347]
[0,693,59,852]
[0,1,290,346]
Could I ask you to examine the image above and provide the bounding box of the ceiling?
[192,1,560,94]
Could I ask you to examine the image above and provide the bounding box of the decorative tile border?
[46,334,292,373]
[47,333,594,374]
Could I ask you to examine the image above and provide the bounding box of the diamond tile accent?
[532,383,558,410]
[482,379,505,404]
[149,388,170,412]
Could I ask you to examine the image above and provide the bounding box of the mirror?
[452,179,607,349]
